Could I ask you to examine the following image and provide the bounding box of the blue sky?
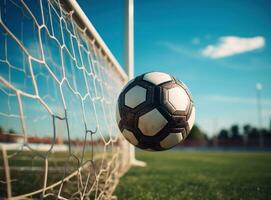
[78,0,271,135]
[0,0,270,138]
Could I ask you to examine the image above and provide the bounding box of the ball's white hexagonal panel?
[188,106,195,130]
[138,108,168,136]
[122,129,138,145]
[116,103,121,125]
[160,132,183,149]
[125,85,147,108]
[143,72,172,85]
[168,87,190,111]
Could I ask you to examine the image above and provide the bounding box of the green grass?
[114,151,271,200]
[0,150,107,198]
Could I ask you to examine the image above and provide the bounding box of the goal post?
[125,0,146,167]
[0,0,135,199]
[67,0,128,81]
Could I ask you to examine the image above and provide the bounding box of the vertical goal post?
[125,0,146,167]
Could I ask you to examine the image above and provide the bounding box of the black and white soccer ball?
[116,72,195,151]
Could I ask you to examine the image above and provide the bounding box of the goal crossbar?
[66,0,128,83]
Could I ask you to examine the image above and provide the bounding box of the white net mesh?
[0,0,131,199]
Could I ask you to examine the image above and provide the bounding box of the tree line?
[186,121,271,147]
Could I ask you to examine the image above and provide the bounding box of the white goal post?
[0,0,137,199]
[125,0,146,167]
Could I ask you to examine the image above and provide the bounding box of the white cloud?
[201,36,265,59]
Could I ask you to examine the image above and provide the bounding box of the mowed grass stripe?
[114,151,271,200]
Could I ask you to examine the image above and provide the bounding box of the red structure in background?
[0,132,119,147]
[1,131,270,148]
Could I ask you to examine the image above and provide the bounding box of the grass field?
[0,149,113,198]
[114,151,271,200]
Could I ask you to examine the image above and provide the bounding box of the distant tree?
[230,125,241,140]
[243,124,251,136]
[218,129,229,140]
[187,125,206,141]
[215,124,271,147]
[0,126,3,134]
[8,129,16,134]
[249,128,260,139]
[261,128,271,140]
[242,124,252,145]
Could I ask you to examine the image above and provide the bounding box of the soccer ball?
[116,72,195,151]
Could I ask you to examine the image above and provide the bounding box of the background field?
[114,151,271,200]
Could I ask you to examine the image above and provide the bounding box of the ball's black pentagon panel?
[116,71,195,151]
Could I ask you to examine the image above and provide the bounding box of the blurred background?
[78,0,271,149]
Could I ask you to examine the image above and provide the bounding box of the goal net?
[0,0,131,199]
